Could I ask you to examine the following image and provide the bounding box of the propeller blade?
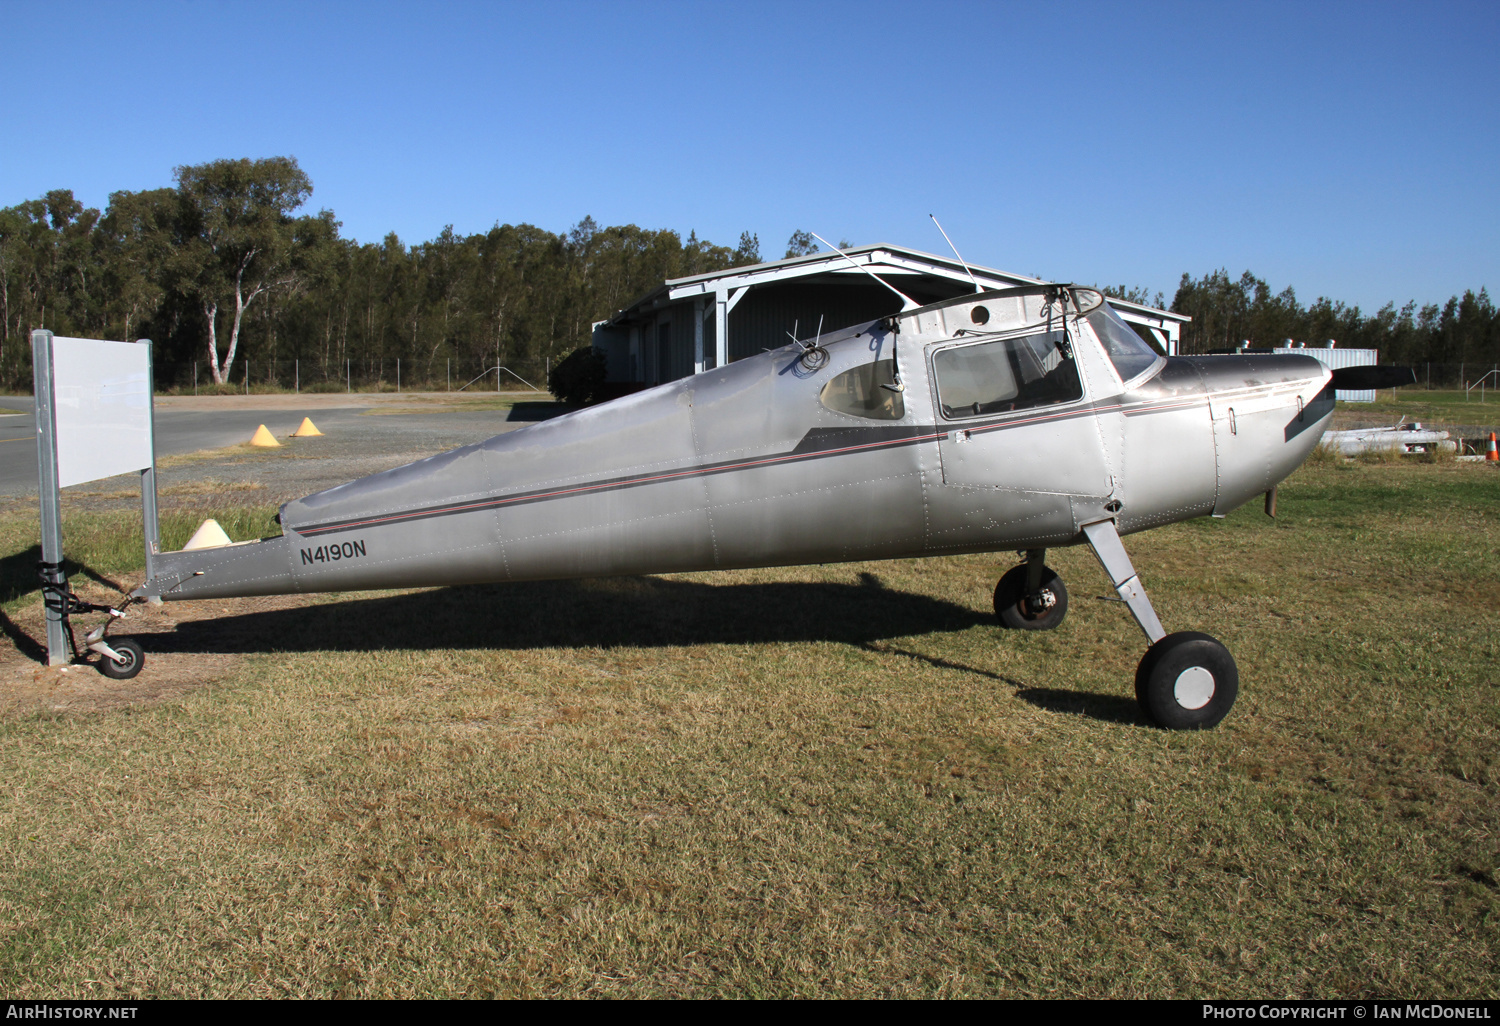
[1329,365,1417,391]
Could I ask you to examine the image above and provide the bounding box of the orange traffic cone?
[1487,432,1498,462]
[248,424,280,447]
[291,417,323,437]
[182,519,232,550]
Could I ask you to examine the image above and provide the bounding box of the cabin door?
[929,330,1110,498]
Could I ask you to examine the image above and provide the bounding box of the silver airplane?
[115,283,1393,729]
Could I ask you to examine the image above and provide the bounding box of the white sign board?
[50,337,153,488]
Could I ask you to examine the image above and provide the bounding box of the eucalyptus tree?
[0,190,103,376]
[97,187,176,344]
[254,207,344,379]
[172,156,313,383]
[1432,288,1497,368]
[0,204,21,368]
[784,229,818,258]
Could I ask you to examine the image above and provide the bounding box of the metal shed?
[592,245,1192,386]
[1272,345,1380,402]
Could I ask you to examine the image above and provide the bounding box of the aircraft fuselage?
[135,287,1332,602]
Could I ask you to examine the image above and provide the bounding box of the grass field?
[0,456,1495,998]
[1333,390,1500,431]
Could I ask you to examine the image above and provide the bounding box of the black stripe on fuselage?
[1286,382,1337,442]
[288,394,1204,538]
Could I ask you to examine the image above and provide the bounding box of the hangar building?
[591,244,1190,387]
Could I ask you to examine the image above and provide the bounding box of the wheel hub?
[1173,666,1215,709]
[1024,588,1056,616]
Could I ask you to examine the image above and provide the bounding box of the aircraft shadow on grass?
[1010,687,1142,726]
[852,639,1144,726]
[117,572,1147,725]
[0,541,1148,725]
[141,574,990,654]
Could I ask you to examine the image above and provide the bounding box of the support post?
[138,340,160,584]
[715,289,729,369]
[30,330,68,665]
[693,297,705,375]
[1081,519,1166,644]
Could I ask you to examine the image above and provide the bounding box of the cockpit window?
[1086,304,1162,383]
[933,330,1083,418]
[819,359,905,420]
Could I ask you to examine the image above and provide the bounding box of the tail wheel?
[99,637,145,680]
[1135,631,1237,729]
[993,564,1068,631]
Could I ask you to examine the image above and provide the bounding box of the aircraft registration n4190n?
[118,281,1409,728]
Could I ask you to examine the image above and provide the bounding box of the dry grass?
[1352,444,1407,465]
[356,396,554,416]
[0,459,1494,998]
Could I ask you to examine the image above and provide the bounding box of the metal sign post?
[31,329,67,665]
[140,340,160,584]
[30,330,159,667]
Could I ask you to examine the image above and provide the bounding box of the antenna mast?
[809,233,919,312]
[930,214,982,293]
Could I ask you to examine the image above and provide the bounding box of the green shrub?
[548,347,608,406]
[1305,441,1341,465]
[1353,443,1405,465]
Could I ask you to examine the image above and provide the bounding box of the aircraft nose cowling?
[1187,354,1333,515]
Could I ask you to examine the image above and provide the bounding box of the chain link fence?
[151,356,552,396]
[1409,362,1500,391]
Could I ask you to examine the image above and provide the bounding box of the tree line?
[1166,270,1498,375]
[0,157,767,392]
[2,156,1495,392]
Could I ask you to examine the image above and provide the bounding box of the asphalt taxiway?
[0,392,560,501]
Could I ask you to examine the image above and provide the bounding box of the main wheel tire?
[993,564,1068,631]
[1135,631,1237,729]
[99,637,145,680]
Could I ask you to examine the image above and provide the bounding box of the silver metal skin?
[1081,520,1166,644]
[131,286,1335,628]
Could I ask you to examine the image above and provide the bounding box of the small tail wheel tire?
[98,638,145,680]
[1135,631,1237,729]
[993,564,1068,631]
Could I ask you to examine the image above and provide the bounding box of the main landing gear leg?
[994,548,1068,630]
[1081,520,1238,729]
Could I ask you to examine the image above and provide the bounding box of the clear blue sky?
[3,0,1496,314]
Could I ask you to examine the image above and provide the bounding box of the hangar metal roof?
[593,244,1191,384]
[601,242,1190,339]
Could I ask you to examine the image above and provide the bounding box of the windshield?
[1086,304,1162,383]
